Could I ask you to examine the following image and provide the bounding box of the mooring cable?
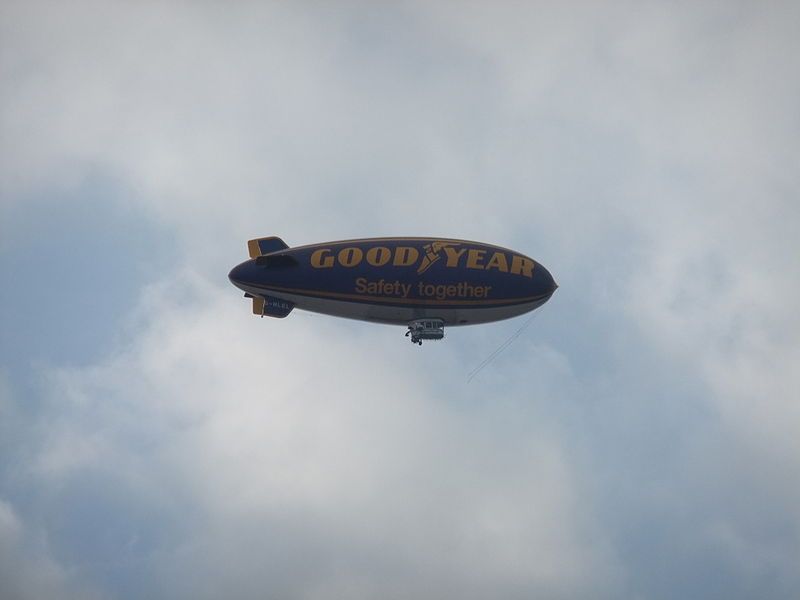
[466,308,544,383]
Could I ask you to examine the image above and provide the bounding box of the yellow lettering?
[366,246,391,267]
[510,256,534,278]
[442,246,466,267]
[466,249,486,269]
[485,252,509,272]
[338,247,363,267]
[393,247,419,267]
[311,248,334,268]
[355,277,367,293]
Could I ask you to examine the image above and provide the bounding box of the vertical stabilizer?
[247,236,289,258]
[249,295,294,318]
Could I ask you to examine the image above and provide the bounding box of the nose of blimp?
[534,262,558,298]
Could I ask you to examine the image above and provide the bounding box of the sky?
[1,1,799,598]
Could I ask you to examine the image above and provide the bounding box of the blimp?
[228,236,557,344]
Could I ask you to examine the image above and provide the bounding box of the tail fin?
[247,236,289,258]
[248,294,294,318]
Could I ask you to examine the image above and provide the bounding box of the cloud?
[1,272,620,599]
[2,1,800,599]
[0,375,106,600]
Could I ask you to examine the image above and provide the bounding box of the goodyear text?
[311,243,533,277]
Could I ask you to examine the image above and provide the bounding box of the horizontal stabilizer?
[251,295,294,318]
[255,254,298,268]
[247,236,289,258]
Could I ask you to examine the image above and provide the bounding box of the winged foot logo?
[417,241,459,274]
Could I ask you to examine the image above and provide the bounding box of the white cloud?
[0,492,106,599]
[16,271,621,599]
[2,1,800,598]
